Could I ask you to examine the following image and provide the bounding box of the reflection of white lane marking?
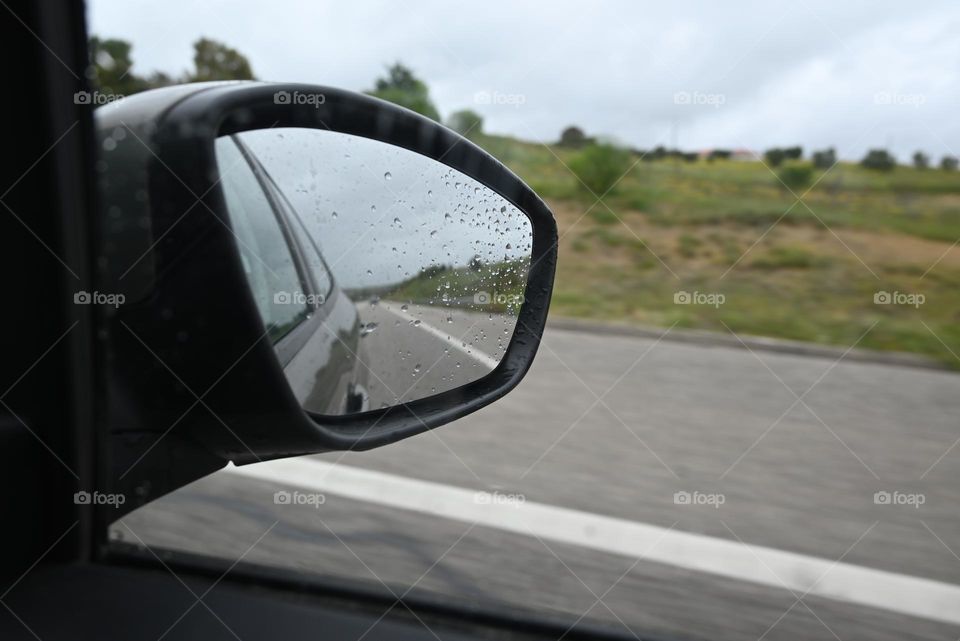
[227,458,960,626]
[379,304,500,371]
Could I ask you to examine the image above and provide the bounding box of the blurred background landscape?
[88,37,960,366]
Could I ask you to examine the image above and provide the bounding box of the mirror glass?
[214,128,533,415]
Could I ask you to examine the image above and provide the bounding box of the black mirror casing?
[95,82,556,515]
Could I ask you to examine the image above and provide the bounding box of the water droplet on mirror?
[393,217,401,226]
[360,322,378,336]
[501,206,507,213]
[384,171,392,180]
[430,230,437,238]
[400,304,409,312]
[413,363,421,373]
[331,211,338,219]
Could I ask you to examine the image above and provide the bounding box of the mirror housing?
[94,82,556,511]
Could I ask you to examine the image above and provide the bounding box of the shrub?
[776,162,814,191]
[812,147,836,169]
[569,143,632,196]
[861,149,896,171]
[559,126,588,148]
[913,151,929,170]
[446,110,483,137]
[940,155,958,171]
[764,148,786,167]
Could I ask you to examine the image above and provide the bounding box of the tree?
[368,63,440,121]
[783,146,803,160]
[812,147,836,169]
[861,149,896,171]
[189,38,256,81]
[912,151,929,170]
[777,162,814,191]
[559,126,588,148]
[941,156,959,171]
[446,110,483,137]
[569,143,632,195]
[88,37,149,95]
[764,148,786,167]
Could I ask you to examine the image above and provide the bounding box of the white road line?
[225,457,960,626]
[379,304,501,370]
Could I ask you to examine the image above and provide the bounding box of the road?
[115,321,960,640]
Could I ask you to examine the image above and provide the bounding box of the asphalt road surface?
[115,321,960,640]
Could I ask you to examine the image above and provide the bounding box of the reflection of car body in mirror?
[216,135,371,415]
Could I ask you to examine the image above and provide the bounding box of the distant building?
[731,148,759,161]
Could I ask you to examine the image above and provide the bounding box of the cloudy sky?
[88,1,959,161]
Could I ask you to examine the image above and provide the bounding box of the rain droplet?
[384,171,392,180]
[400,304,409,312]
[331,211,338,219]
[360,322,378,336]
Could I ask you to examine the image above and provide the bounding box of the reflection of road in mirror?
[356,300,509,409]
[228,127,533,415]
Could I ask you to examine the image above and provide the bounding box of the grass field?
[473,133,960,367]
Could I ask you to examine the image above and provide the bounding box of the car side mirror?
[94,82,556,511]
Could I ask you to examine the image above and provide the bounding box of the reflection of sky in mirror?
[232,128,532,292]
